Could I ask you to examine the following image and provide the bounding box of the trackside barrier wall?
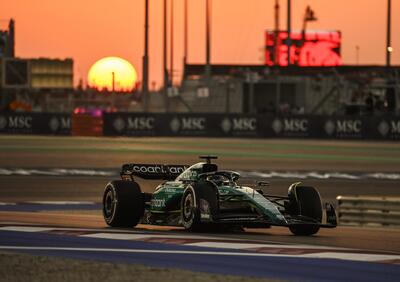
[103,113,400,140]
[71,114,103,136]
[336,196,400,226]
[0,112,71,135]
[1,112,400,140]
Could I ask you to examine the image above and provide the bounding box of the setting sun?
[88,56,137,92]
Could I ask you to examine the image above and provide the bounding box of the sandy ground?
[0,252,280,282]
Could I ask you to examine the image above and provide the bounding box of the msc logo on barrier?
[113,118,125,132]
[0,116,6,130]
[170,117,206,133]
[378,120,400,138]
[221,117,257,133]
[325,119,362,137]
[49,116,71,132]
[272,118,308,135]
[0,115,32,130]
[113,117,155,133]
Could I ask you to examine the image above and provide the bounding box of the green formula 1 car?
[102,156,337,235]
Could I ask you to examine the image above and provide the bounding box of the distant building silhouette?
[0,19,15,58]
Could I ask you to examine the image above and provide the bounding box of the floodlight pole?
[163,0,168,88]
[170,0,174,84]
[205,0,211,83]
[183,0,188,70]
[142,0,150,111]
[163,0,169,111]
[274,0,280,65]
[287,0,292,66]
[386,0,391,67]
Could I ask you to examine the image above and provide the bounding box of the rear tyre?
[103,180,144,227]
[287,185,322,236]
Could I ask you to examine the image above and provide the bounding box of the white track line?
[0,246,399,262]
[185,242,348,251]
[0,226,54,232]
[301,252,400,262]
[0,226,361,252]
[82,232,351,251]
[186,242,274,250]
[0,226,149,234]
[0,225,394,256]
[0,203,16,206]
[24,201,97,205]
[81,232,220,241]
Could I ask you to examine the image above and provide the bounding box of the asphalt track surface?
[1,227,399,282]
[1,135,400,281]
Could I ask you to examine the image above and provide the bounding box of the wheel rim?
[183,193,193,219]
[104,189,115,219]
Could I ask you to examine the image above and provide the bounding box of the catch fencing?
[336,196,400,226]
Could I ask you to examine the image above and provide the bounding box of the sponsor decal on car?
[163,188,178,193]
[200,199,211,220]
[130,165,187,175]
[151,198,166,208]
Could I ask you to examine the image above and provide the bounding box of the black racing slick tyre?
[103,180,144,228]
[288,185,322,236]
[181,186,201,231]
[181,181,219,231]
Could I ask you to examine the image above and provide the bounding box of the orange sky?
[1,0,399,88]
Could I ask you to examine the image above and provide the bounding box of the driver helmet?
[208,174,225,186]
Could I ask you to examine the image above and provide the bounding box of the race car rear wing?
[121,164,188,181]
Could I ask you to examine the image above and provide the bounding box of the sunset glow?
[1,0,399,86]
[88,57,137,92]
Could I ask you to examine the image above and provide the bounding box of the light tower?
[386,0,392,66]
[205,0,211,83]
[142,0,149,110]
[287,0,291,66]
[274,0,280,65]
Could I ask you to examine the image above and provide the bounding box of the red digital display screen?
[265,30,342,66]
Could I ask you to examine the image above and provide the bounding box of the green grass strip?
[2,146,400,163]
[1,135,399,154]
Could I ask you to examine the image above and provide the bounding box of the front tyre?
[181,186,201,231]
[103,180,144,228]
[181,181,219,232]
[287,185,322,236]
